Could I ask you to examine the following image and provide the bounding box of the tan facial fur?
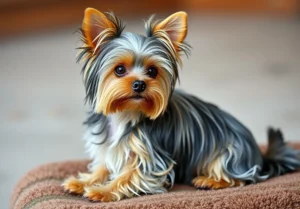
[95,54,171,120]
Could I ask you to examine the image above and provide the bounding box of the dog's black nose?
[132,80,146,93]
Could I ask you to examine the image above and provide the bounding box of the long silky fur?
[77,12,125,106]
[79,12,300,199]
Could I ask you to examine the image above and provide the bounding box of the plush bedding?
[11,144,300,209]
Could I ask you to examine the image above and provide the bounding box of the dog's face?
[78,8,189,119]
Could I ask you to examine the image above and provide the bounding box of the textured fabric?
[11,144,300,209]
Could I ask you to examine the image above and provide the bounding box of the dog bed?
[10,144,300,209]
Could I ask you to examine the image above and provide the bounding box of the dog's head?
[78,8,190,119]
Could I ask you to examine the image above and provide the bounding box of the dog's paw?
[192,176,243,189]
[84,185,118,202]
[62,176,86,194]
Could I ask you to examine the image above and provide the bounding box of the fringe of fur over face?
[63,8,300,202]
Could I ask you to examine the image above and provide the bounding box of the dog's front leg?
[83,131,172,202]
[62,165,110,194]
[83,154,141,202]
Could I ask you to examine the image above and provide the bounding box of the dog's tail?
[262,128,300,177]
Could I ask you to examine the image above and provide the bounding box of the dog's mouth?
[114,95,146,105]
[129,95,144,100]
[113,95,147,108]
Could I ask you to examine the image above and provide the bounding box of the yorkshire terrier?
[63,8,300,202]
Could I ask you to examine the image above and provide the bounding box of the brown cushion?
[10,144,300,209]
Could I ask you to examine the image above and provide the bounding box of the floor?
[1,15,300,208]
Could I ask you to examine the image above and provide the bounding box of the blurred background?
[1,0,300,208]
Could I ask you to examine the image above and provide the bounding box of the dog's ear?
[82,8,123,52]
[147,12,187,51]
[155,12,187,44]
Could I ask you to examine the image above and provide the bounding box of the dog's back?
[140,90,300,184]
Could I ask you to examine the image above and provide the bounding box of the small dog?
[63,8,300,202]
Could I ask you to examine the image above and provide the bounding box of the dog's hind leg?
[192,176,243,189]
[192,157,244,189]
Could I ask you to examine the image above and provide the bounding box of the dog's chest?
[87,113,141,172]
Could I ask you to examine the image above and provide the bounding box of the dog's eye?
[146,66,158,78]
[114,65,127,77]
